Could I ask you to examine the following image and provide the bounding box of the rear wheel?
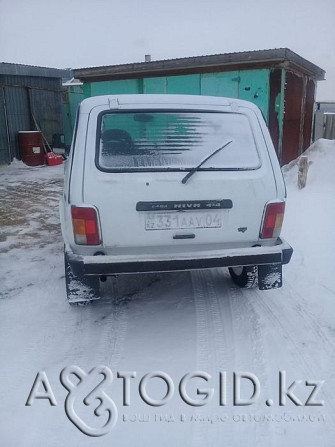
[228,266,258,288]
[64,251,100,305]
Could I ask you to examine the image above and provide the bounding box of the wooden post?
[298,156,309,189]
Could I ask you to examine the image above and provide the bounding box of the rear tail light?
[260,202,285,239]
[71,206,100,245]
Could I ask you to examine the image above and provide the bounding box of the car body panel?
[60,94,291,279]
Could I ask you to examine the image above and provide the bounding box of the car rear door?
[82,99,278,254]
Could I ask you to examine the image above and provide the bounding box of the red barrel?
[18,131,45,166]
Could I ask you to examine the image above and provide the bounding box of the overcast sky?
[1,0,334,100]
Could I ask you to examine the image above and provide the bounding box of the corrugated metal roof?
[0,62,71,80]
[74,48,325,82]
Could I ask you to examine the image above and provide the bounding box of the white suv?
[60,94,293,304]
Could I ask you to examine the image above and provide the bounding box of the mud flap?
[65,251,100,304]
[258,264,282,290]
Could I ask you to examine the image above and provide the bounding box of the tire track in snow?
[191,269,235,446]
[211,269,275,447]
[67,279,128,373]
[99,280,129,370]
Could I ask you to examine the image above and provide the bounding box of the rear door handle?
[173,233,195,240]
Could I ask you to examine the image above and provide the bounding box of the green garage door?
[166,74,200,95]
[201,72,239,98]
[238,69,269,121]
[143,77,167,94]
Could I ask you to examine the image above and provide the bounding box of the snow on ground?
[0,142,334,446]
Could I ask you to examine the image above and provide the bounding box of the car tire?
[228,266,258,288]
[64,250,100,305]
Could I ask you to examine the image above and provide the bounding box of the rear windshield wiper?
[181,140,233,184]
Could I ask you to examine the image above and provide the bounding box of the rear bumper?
[66,238,293,276]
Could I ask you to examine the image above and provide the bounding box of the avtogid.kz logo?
[61,365,118,436]
[25,367,325,437]
[26,365,118,437]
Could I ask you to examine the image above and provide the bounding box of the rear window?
[96,111,260,171]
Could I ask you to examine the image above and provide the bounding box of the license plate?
[145,212,222,230]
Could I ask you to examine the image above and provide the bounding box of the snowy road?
[0,145,334,446]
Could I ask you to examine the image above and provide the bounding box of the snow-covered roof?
[62,77,83,87]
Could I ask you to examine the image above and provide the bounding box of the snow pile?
[0,158,64,186]
[282,138,335,309]
[282,138,335,189]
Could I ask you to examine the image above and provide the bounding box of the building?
[62,78,83,148]
[73,48,325,165]
[0,63,71,165]
[314,102,335,141]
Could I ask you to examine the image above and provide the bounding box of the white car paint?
[60,94,290,288]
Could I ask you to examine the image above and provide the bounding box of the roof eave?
[74,49,325,82]
[0,62,71,79]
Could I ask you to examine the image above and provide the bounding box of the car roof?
[79,94,260,113]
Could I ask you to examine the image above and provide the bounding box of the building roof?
[74,48,325,82]
[0,62,72,81]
